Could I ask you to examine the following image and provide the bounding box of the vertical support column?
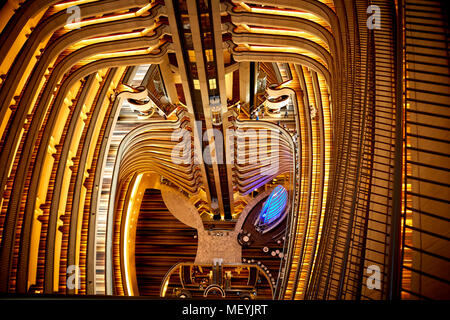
[211,0,228,114]
[225,72,233,101]
[211,0,234,217]
[186,0,226,219]
[389,0,404,301]
[164,0,212,210]
[239,61,250,105]
[159,54,179,105]
[249,62,255,112]
[165,0,194,114]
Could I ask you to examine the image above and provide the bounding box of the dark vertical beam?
[249,62,256,113]
[388,0,404,301]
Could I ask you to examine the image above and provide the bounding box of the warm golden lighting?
[64,3,152,30]
[123,173,143,296]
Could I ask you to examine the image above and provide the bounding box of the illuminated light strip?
[237,25,330,52]
[307,73,331,287]
[317,0,336,12]
[235,1,252,11]
[65,12,135,30]
[402,81,412,298]
[53,0,98,10]
[283,64,313,298]
[135,3,153,16]
[235,45,327,68]
[294,67,331,299]
[294,66,321,298]
[250,8,326,27]
[317,78,331,213]
[87,45,158,60]
[123,173,143,296]
[232,1,331,29]
[64,3,152,30]
[161,279,169,297]
[71,27,155,49]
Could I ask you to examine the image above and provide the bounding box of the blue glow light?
[256,185,288,229]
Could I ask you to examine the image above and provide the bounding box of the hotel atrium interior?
[0,0,448,301]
